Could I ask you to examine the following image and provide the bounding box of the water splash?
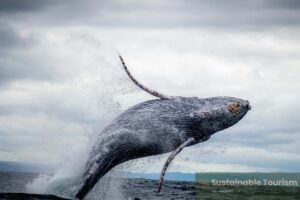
[26,35,136,199]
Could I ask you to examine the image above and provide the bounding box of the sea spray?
[25,36,138,199]
[86,171,126,200]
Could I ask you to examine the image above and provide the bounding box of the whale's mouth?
[246,104,251,110]
[245,100,251,110]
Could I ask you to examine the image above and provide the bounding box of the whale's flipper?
[119,55,171,100]
[157,137,196,193]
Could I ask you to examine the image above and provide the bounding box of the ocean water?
[195,185,300,200]
[0,171,38,193]
[0,171,195,200]
[1,171,300,200]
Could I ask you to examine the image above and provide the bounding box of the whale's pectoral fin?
[157,137,196,193]
[119,55,171,100]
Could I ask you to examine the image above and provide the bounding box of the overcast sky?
[0,0,300,174]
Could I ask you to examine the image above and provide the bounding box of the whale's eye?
[228,103,241,114]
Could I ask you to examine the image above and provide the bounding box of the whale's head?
[180,96,251,141]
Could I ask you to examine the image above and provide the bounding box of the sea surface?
[1,171,300,200]
[0,171,195,200]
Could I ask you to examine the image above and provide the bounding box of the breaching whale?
[75,55,251,199]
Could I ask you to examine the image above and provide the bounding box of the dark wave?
[0,193,70,200]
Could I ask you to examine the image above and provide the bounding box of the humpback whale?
[75,55,251,199]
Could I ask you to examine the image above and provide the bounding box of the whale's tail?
[75,172,97,200]
[75,137,141,200]
[119,55,171,100]
[75,152,118,200]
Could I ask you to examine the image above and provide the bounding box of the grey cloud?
[0,0,59,12]
[1,0,300,28]
[0,29,89,86]
[0,22,37,49]
[0,54,71,87]
[0,59,51,85]
[0,55,63,87]
[0,23,46,85]
[263,0,300,9]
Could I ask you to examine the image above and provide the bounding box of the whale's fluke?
[119,55,170,100]
[158,137,196,193]
[76,151,120,200]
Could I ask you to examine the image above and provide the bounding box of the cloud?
[0,23,37,49]
[0,28,132,87]
[1,0,300,28]
[0,0,53,12]
[0,1,299,174]
[0,29,135,165]
[126,158,275,173]
[0,23,50,85]
[125,144,300,173]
